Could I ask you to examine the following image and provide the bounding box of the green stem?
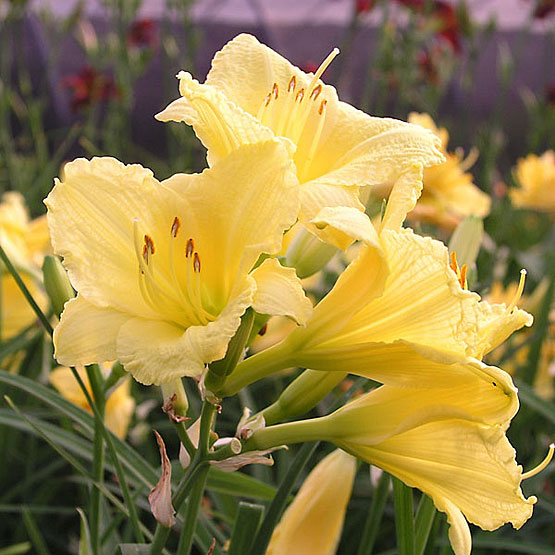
[393,476,415,555]
[244,417,327,452]
[86,365,106,555]
[219,340,294,397]
[176,464,210,555]
[174,421,196,459]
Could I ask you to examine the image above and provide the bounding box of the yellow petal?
[49,366,91,410]
[250,258,312,325]
[105,377,136,439]
[45,157,165,316]
[54,296,130,367]
[162,141,299,304]
[267,449,356,555]
[311,205,380,247]
[116,277,256,385]
[381,165,424,231]
[300,186,364,249]
[156,71,277,164]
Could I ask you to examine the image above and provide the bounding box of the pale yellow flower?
[46,142,312,385]
[248,376,542,555]
[156,33,444,248]
[267,449,356,555]
[223,215,532,397]
[406,113,490,228]
[324,383,537,555]
[511,150,555,213]
[49,365,135,439]
[0,192,50,342]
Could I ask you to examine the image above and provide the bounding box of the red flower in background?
[395,0,463,52]
[531,0,555,19]
[417,50,439,84]
[127,18,157,48]
[355,0,376,13]
[62,66,119,112]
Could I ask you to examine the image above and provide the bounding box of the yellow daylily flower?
[49,365,135,439]
[247,379,540,555]
[510,150,555,213]
[156,33,444,248]
[404,112,491,228]
[46,142,312,385]
[326,384,537,555]
[222,217,532,397]
[0,192,50,342]
[267,449,356,555]
[487,280,554,400]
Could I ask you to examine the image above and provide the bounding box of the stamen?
[263,93,271,107]
[272,82,279,99]
[310,84,322,100]
[288,76,297,93]
[522,444,554,480]
[142,244,150,265]
[295,88,305,103]
[301,97,327,182]
[193,252,201,273]
[507,269,527,313]
[171,217,181,238]
[186,238,194,258]
[459,264,468,289]
[307,47,340,93]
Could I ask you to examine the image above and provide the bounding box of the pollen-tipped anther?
[318,99,327,115]
[295,88,305,102]
[288,75,296,93]
[171,217,181,238]
[186,238,194,258]
[272,82,279,99]
[193,252,201,273]
[310,84,322,100]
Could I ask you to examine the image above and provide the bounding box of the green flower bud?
[285,227,337,279]
[42,255,74,318]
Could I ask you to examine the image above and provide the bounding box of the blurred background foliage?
[0,0,553,553]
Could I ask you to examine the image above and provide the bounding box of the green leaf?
[206,467,279,501]
[117,545,151,555]
[77,508,93,555]
[22,507,50,555]
[0,543,32,555]
[414,494,436,555]
[357,469,390,555]
[393,476,415,555]
[228,502,264,555]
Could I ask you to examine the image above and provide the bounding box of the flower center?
[449,251,468,289]
[133,217,216,328]
[257,48,339,182]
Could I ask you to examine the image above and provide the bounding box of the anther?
[142,244,150,265]
[295,88,305,102]
[318,99,327,115]
[193,252,201,273]
[171,216,181,238]
[272,82,279,99]
[310,84,322,100]
[144,234,155,254]
[186,238,194,258]
[264,92,272,107]
[288,75,296,93]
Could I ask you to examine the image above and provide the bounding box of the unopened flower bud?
[285,226,337,279]
[42,255,74,318]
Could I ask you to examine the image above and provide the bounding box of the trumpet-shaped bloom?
[156,33,444,248]
[223,218,532,397]
[325,384,536,555]
[49,365,135,439]
[510,150,555,213]
[46,142,312,385]
[247,379,537,555]
[267,449,356,555]
[405,113,490,227]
